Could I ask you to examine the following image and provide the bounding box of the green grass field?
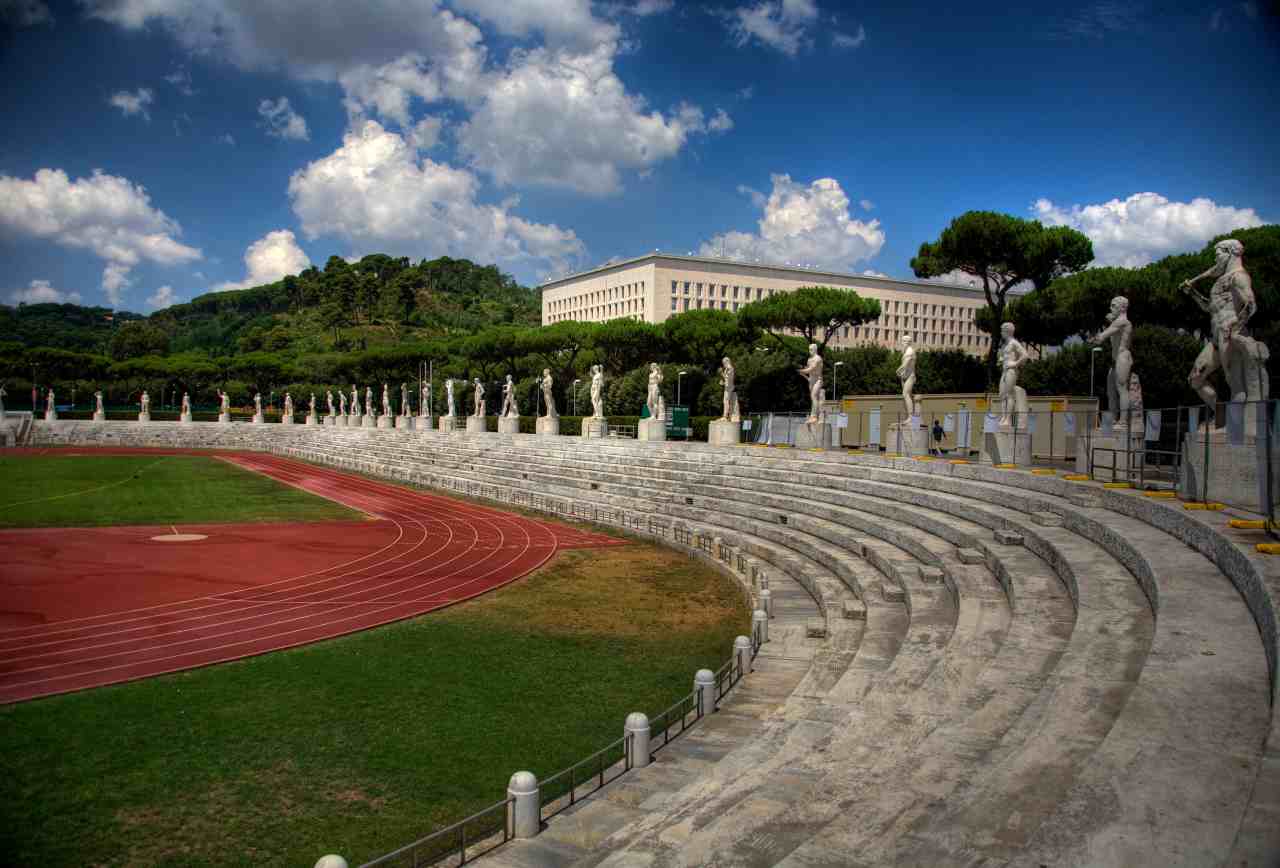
[0,455,362,527]
[0,542,748,867]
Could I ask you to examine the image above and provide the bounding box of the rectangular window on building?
[696,283,703,295]
[733,286,739,298]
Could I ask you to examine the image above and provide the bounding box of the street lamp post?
[833,361,844,402]
[677,370,687,406]
[572,379,581,416]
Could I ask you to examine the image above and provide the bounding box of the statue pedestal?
[983,427,1031,466]
[497,416,520,435]
[180,411,193,424]
[582,418,608,439]
[306,414,318,426]
[1182,430,1280,511]
[218,412,231,424]
[1076,426,1144,479]
[890,422,929,456]
[138,411,151,422]
[709,419,741,446]
[395,416,411,430]
[281,414,294,425]
[346,414,359,426]
[362,415,377,429]
[466,416,486,434]
[252,412,265,424]
[44,409,57,421]
[324,416,336,426]
[377,415,392,429]
[93,411,106,422]
[536,416,560,436]
[795,421,833,450]
[638,418,666,442]
[418,415,434,433]
[439,416,458,433]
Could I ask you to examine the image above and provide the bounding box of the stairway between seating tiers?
[29,421,1280,865]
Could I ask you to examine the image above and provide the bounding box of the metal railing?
[539,733,633,823]
[360,796,514,868]
[650,689,701,754]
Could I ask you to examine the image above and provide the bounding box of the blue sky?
[1,0,1276,313]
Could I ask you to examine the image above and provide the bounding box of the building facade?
[540,254,993,354]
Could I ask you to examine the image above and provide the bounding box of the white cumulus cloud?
[288,120,584,275]
[724,0,820,56]
[83,0,721,196]
[451,0,618,48]
[146,284,180,309]
[6,279,82,306]
[0,168,201,306]
[1032,192,1266,267]
[108,87,154,120]
[700,173,885,270]
[833,24,866,49]
[215,229,312,291]
[258,96,309,141]
[457,43,724,195]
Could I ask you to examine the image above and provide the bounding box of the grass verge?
[0,455,362,528]
[0,542,748,867]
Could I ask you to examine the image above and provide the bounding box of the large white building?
[540,254,993,354]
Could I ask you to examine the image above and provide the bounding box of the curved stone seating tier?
[28,420,1279,865]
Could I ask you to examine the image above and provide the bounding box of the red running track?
[0,451,625,704]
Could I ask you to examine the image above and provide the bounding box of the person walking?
[931,418,945,455]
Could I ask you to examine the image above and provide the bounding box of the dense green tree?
[911,211,1093,382]
[109,321,171,360]
[737,286,880,356]
[659,308,753,374]
[588,318,661,377]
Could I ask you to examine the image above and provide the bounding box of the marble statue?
[401,382,410,417]
[141,391,150,412]
[254,392,262,413]
[365,386,374,418]
[350,384,360,416]
[1183,238,1270,416]
[219,391,230,414]
[997,322,1030,427]
[1092,295,1135,425]
[420,381,432,417]
[472,378,485,417]
[720,357,740,423]
[798,343,824,423]
[283,393,293,416]
[95,391,104,414]
[590,364,605,419]
[326,391,335,417]
[896,334,917,419]
[45,388,54,414]
[646,363,663,419]
[381,384,391,417]
[339,391,347,415]
[181,392,191,414]
[309,393,316,415]
[541,369,557,418]
[1128,371,1144,415]
[445,379,456,417]
[500,374,518,417]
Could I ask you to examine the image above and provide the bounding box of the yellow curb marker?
[994,463,1017,469]
[1229,519,1269,529]
[948,459,971,465]
[1102,482,1132,489]
[1256,542,1280,554]
[1183,502,1226,511]
[1143,491,1176,499]
[1063,474,1091,481]
[1031,469,1056,475]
